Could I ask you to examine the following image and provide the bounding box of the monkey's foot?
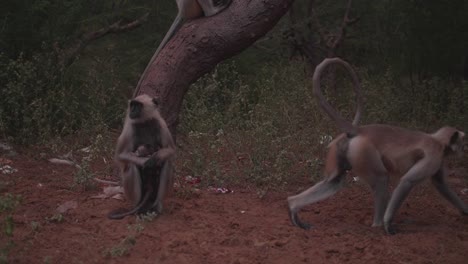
[289,209,312,230]
[296,221,312,230]
[137,205,161,217]
[135,203,159,216]
[384,223,397,235]
[137,210,159,218]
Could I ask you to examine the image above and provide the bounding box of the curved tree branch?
[135,0,295,133]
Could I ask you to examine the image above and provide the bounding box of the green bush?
[0,51,124,144]
[178,60,335,188]
[361,67,468,132]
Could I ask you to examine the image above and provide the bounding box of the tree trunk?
[135,0,295,134]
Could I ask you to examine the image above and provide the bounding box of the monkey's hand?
[150,148,175,166]
[118,153,148,167]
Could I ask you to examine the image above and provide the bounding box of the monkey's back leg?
[122,166,142,206]
[150,161,173,214]
[137,161,162,214]
[347,137,390,227]
[287,139,349,229]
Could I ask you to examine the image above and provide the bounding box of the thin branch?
[310,1,327,43]
[330,0,353,51]
[60,13,149,68]
[310,0,357,57]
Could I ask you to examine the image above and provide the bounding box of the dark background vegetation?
[1,0,468,188]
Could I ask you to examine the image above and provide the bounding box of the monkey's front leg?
[152,162,172,213]
[383,159,437,235]
[431,167,468,215]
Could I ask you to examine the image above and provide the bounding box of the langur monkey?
[133,0,232,97]
[287,57,467,234]
[108,94,176,219]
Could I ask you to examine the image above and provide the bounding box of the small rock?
[56,200,78,214]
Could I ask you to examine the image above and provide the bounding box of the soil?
[1,153,467,264]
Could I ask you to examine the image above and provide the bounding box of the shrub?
[0,51,124,144]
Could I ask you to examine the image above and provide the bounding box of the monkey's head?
[135,144,154,157]
[433,127,465,156]
[128,94,160,122]
[448,129,465,156]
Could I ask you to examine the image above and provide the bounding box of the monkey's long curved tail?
[107,189,152,220]
[133,15,183,98]
[312,57,363,137]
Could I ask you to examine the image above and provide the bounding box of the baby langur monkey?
[108,144,161,219]
[135,144,154,157]
[108,94,176,220]
[133,0,232,97]
[287,57,468,235]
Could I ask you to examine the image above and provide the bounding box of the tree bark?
[135,0,295,134]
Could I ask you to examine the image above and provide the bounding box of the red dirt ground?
[1,153,467,264]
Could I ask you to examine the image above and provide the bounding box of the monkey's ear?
[152,97,160,107]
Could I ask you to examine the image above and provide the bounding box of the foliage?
[179,61,335,188]
[0,0,156,58]
[372,0,468,77]
[103,222,144,258]
[361,67,468,130]
[73,161,96,190]
[30,221,42,232]
[45,213,64,223]
[0,0,173,144]
[0,51,123,144]
[0,194,21,263]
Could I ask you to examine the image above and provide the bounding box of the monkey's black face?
[129,100,143,119]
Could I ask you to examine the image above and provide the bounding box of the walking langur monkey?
[287,57,467,235]
[133,0,232,97]
[108,94,176,219]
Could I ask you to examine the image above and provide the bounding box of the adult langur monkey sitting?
[108,94,176,219]
[132,0,232,98]
[287,57,468,235]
